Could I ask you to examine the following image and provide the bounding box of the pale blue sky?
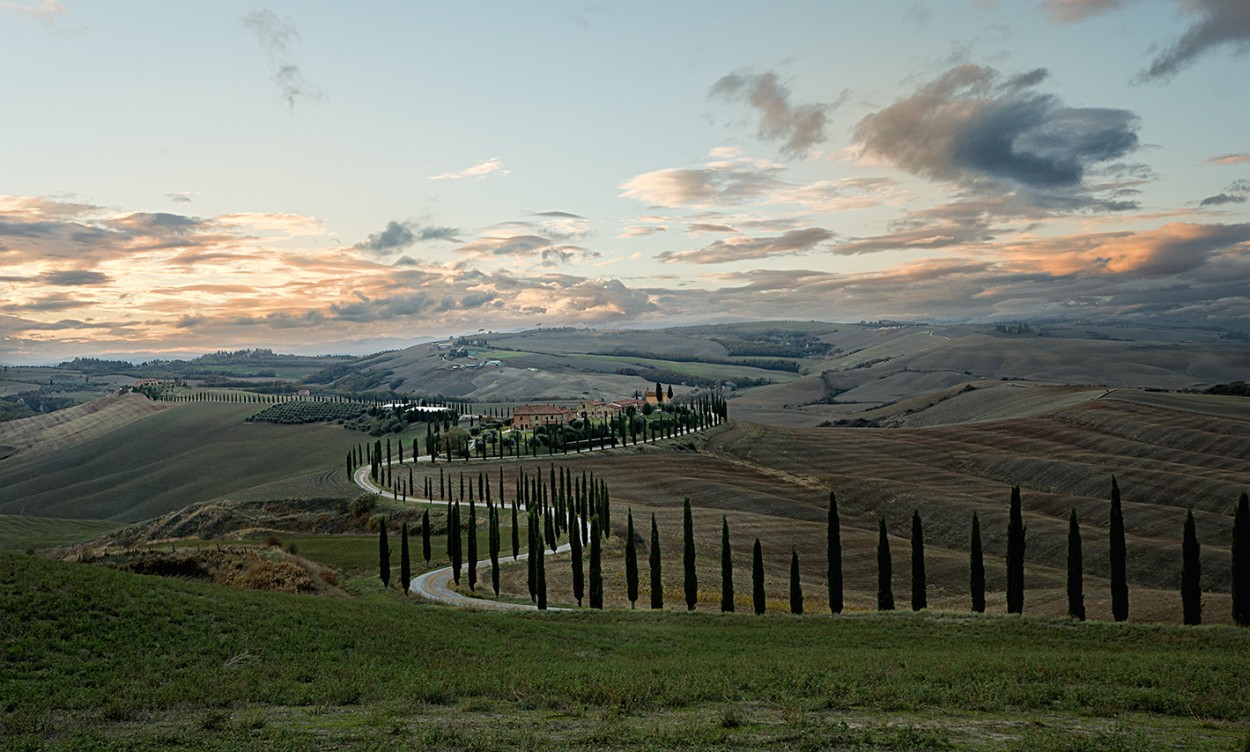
[1,1,1248,361]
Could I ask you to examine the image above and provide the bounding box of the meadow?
[3,551,1249,751]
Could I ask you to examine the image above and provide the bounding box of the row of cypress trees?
[379,476,1250,624]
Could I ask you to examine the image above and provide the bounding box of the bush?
[349,493,378,517]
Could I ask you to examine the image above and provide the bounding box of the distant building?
[512,404,576,431]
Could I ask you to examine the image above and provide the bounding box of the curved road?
[350,426,707,610]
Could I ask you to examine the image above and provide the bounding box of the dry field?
[0,392,165,459]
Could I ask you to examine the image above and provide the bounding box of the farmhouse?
[512,404,576,431]
[575,400,623,421]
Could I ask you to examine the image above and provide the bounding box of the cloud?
[617,225,667,238]
[1140,0,1250,81]
[38,270,111,286]
[710,71,832,157]
[429,157,510,181]
[353,220,462,255]
[241,9,325,111]
[0,0,63,20]
[165,192,194,203]
[453,233,599,267]
[1207,153,1250,165]
[1041,0,1125,23]
[619,155,784,209]
[355,221,415,255]
[1199,179,1250,207]
[658,227,834,265]
[532,211,590,240]
[855,64,1139,193]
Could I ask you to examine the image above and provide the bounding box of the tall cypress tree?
[650,513,663,609]
[421,509,431,564]
[720,515,734,612]
[1007,486,1025,615]
[1182,509,1202,626]
[625,509,639,608]
[827,491,843,614]
[511,501,520,560]
[378,518,390,588]
[789,547,803,615]
[877,517,894,611]
[970,512,985,613]
[1109,477,1128,622]
[526,509,537,602]
[910,510,927,611]
[682,497,697,611]
[1067,508,1085,621]
[400,521,411,596]
[467,498,478,591]
[570,513,585,606]
[489,504,501,596]
[1235,491,1250,627]
[536,527,547,611]
[589,514,603,609]
[752,538,765,615]
[450,502,462,585]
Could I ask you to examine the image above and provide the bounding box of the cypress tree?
[467,498,478,591]
[650,513,663,609]
[450,502,462,585]
[625,509,639,608]
[489,504,501,596]
[536,526,547,610]
[570,513,585,606]
[911,509,927,611]
[970,512,985,613]
[827,491,843,614]
[589,514,603,609]
[1007,486,1025,615]
[752,538,765,615]
[1067,508,1085,621]
[1182,509,1201,626]
[378,518,390,588]
[720,515,734,612]
[789,547,803,615]
[400,521,411,596]
[877,517,894,611]
[511,501,520,560]
[421,509,431,564]
[1110,477,1128,622]
[527,509,537,601]
[1235,491,1250,627]
[682,496,697,610]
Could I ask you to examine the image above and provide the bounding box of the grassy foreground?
[3,552,1249,751]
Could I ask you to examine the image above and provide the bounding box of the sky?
[2,0,1248,363]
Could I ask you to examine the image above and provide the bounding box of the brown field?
[417,388,1249,624]
[0,392,166,459]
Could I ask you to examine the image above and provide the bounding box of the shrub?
[349,493,378,517]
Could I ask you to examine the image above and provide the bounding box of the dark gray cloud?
[1199,180,1250,207]
[241,9,325,110]
[855,64,1139,192]
[659,227,834,264]
[39,270,111,286]
[1201,193,1247,207]
[710,71,832,157]
[1141,0,1250,81]
[354,220,462,255]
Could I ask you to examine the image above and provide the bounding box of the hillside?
[0,392,166,461]
[0,401,363,522]
[295,321,1250,418]
[4,551,1249,750]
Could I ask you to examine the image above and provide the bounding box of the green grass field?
[0,515,121,552]
[3,551,1249,751]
